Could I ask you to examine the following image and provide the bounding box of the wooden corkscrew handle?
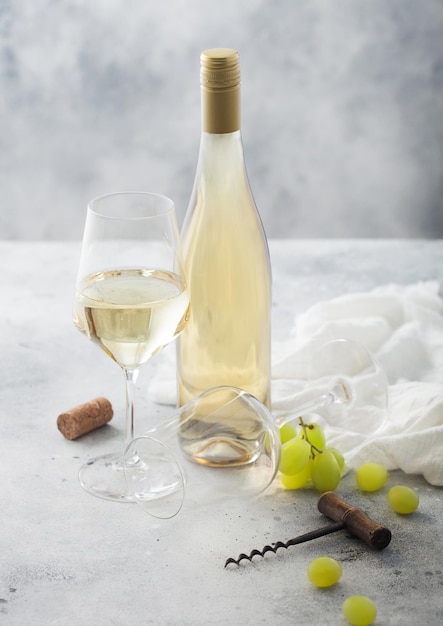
[318,491,392,550]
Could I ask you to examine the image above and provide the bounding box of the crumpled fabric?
[271,281,443,486]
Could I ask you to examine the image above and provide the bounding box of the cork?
[57,397,113,440]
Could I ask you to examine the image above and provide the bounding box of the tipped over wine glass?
[73,192,190,502]
[123,338,388,518]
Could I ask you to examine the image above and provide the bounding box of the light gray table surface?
[1,239,442,626]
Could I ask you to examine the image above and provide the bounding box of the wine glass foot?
[307,338,389,434]
[124,437,186,519]
[78,452,136,503]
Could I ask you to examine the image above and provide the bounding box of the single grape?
[355,462,388,492]
[279,422,297,444]
[280,459,312,490]
[342,595,377,626]
[279,438,311,476]
[307,556,342,587]
[387,485,419,514]
[299,421,326,450]
[328,446,345,471]
[311,450,341,492]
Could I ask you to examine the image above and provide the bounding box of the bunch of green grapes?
[279,418,345,492]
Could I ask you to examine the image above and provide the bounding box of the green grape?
[342,595,377,626]
[311,450,341,492]
[355,462,388,492]
[307,556,342,587]
[387,485,419,514]
[328,447,345,471]
[280,459,312,490]
[279,438,311,476]
[279,422,297,444]
[298,421,326,450]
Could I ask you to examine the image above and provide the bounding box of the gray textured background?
[1,0,442,240]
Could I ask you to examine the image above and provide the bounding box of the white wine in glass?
[73,192,190,502]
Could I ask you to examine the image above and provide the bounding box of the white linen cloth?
[150,281,443,486]
[271,281,443,486]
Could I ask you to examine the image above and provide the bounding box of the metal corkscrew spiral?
[224,492,392,568]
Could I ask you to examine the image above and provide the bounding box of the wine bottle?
[177,48,272,420]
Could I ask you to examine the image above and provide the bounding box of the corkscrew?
[224,492,392,568]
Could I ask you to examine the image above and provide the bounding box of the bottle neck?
[201,86,240,134]
[198,130,243,158]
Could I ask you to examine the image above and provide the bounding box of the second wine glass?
[123,338,388,518]
[73,192,190,502]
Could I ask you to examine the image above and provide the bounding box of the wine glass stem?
[123,367,140,448]
[278,384,348,427]
[291,392,333,419]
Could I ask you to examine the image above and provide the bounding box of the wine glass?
[123,338,388,517]
[124,386,280,518]
[73,192,190,502]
